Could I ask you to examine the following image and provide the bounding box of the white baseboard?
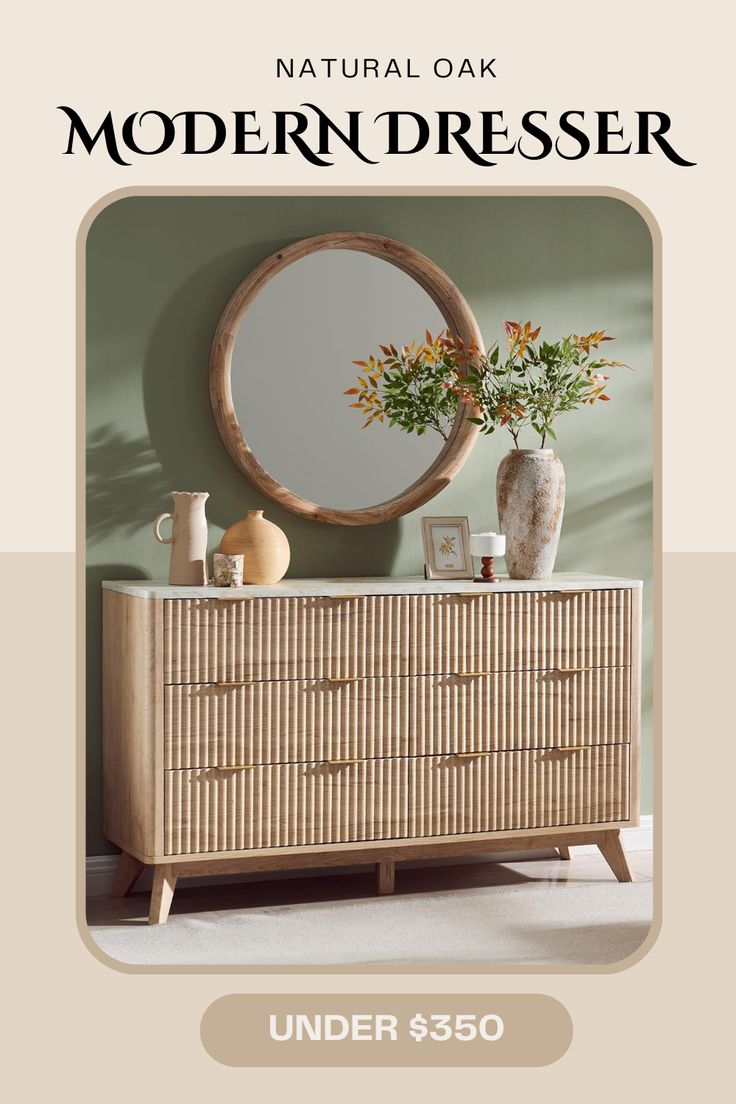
[86,816,653,897]
[87,855,130,897]
[567,815,653,856]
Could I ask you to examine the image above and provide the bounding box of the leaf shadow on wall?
[86,426,166,853]
[140,248,403,577]
[86,425,171,544]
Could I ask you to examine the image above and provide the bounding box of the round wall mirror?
[210,233,482,525]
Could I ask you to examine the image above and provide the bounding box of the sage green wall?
[86,195,653,856]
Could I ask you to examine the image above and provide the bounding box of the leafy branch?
[344,330,478,441]
[466,322,629,447]
[345,322,629,448]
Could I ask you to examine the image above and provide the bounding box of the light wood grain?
[162,588,629,683]
[103,580,641,924]
[149,864,177,924]
[103,591,163,858]
[409,666,630,755]
[164,665,629,769]
[159,828,625,878]
[209,232,482,526]
[105,816,639,868]
[165,676,409,768]
[597,830,633,882]
[163,594,411,683]
[411,588,631,674]
[164,746,630,855]
[135,827,629,920]
[376,861,395,895]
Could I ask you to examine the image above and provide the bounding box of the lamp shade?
[470,531,506,558]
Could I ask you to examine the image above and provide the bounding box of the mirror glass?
[230,250,446,510]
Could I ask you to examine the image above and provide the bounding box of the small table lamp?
[470,532,506,582]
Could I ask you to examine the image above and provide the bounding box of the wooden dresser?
[102,574,641,923]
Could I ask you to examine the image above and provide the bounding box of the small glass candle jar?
[213,552,244,587]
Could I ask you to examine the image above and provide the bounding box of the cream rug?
[88,861,653,967]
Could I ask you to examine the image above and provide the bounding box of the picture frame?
[421,516,473,579]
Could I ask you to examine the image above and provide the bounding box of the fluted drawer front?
[164,745,629,855]
[165,677,410,769]
[164,596,410,683]
[409,666,630,756]
[165,759,406,854]
[407,745,629,837]
[411,589,631,674]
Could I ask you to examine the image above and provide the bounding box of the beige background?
[4,0,735,1100]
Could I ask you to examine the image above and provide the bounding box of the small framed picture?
[421,516,473,579]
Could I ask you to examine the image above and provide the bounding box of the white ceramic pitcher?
[153,491,209,585]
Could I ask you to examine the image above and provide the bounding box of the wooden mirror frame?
[209,232,482,526]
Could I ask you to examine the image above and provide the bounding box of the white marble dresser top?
[102,573,642,599]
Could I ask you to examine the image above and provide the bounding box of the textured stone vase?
[153,491,209,585]
[496,449,565,580]
[220,509,290,584]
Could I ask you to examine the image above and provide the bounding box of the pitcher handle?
[153,513,174,544]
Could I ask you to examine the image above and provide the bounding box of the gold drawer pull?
[454,671,493,678]
[555,667,592,674]
[326,676,362,684]
[216,594,257,601]
[327,758,362,766]
[216,680,256,687]
[554,589,591,595]
[321,594,362,601]
[213,763,256,771]
[454,751,493,759]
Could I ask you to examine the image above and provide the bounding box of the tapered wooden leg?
[111,851,145,897]
[597,830,633,882]
[376,861,395,895]
[149,864,178,924]
[557,845,571,861]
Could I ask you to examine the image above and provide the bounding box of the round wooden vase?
[220,509,290,584]
[496,449,565,580]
